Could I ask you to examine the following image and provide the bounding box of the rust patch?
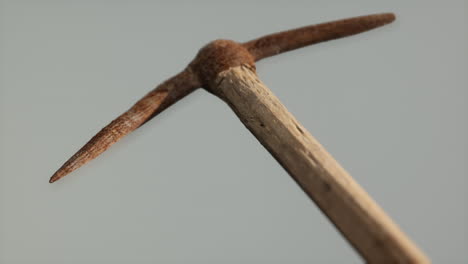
[190,39,256,90]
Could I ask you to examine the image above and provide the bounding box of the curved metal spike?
[243,13,395,61]
[49,68,200,183]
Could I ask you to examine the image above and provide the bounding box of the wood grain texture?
[211,65,429,263]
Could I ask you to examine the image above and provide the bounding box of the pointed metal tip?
[47,69,200,185]
[49,171,62,183]
[380,12,396,23]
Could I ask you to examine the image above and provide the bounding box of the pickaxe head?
[50,13,395,183]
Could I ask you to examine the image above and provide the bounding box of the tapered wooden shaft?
[211,65,429,263]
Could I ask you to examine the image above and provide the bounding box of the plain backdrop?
[1,1,467,263]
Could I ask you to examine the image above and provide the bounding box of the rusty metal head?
[50,13,395,183]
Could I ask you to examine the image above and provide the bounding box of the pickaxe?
[50,13,429,263]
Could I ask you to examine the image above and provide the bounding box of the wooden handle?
[211,65,429,263]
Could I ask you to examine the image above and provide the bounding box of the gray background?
[1,0,467,263]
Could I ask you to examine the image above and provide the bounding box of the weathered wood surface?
[211,65,429,263]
